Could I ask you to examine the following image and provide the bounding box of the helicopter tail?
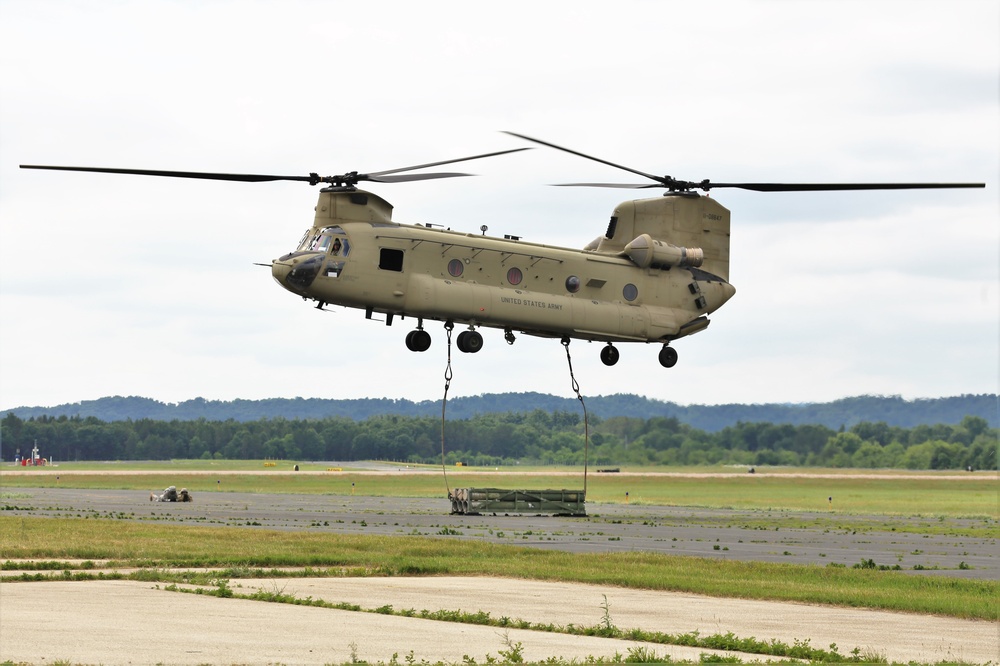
[599,195,731,282]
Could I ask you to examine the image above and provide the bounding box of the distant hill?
[3,393,996,431]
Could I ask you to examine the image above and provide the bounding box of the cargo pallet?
[450,488,586,516]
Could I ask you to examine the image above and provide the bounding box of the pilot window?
[379,248,404,272]
[299,226,351,256]
[295,229,311,251]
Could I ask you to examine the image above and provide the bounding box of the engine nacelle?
[624,234,704,269]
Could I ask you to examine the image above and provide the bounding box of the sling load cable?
[561,337,590,495]
[440,321,455,501]
[441,330,590,511]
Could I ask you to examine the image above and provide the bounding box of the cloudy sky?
[1,0,997,410]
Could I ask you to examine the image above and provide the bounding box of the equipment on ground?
[150,486,192,502]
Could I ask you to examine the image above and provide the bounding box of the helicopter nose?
[272,253,324,292]
[271,260,291,285]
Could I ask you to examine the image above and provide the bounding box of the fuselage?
[271,188,735,346]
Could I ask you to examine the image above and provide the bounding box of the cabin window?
[379,248,404,272]
[623,283,638,302]
[565,276,581,293]
[506,267,523,286]
[447,258,464,277]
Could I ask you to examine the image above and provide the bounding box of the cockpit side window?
[299,226,351,255]
[295,229,312,252]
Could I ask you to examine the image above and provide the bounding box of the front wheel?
[658,346,678,368]
[405,329,431,352]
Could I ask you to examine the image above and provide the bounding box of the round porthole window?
[565,276,581,293]
[623,283,638,301]
[447,258,464,277]
[506,267,523,285]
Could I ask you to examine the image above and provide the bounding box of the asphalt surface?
[4,486,996,578]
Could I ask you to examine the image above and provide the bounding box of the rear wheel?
[600,344,620,366]
[658,346,678,368]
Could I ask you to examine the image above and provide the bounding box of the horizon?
[5,390,995,413]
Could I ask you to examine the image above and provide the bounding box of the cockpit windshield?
[297,226,351,256]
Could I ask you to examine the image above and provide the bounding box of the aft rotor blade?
[504,131,666,187]
[553,182,662,189]
[368,147,531,178]
[704,181,986,192]
[503,132,664,184]
[19,165,315,183]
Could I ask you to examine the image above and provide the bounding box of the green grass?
[6,462,997,518]
[1,515,996,621]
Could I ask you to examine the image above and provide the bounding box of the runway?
[1,486,997,664]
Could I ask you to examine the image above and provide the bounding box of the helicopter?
[21,134,985,368]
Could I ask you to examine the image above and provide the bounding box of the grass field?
[4,460,996,517]
[2,516,997,621]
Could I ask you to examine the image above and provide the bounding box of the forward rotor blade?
[367,147,531,177]
[704,181,986,192]
[503,132,664,184]
[19,165,314,183]
[368,172,474,183]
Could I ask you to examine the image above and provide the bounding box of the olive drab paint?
[270,187,735,366]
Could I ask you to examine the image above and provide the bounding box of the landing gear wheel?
[658,345,678,368]
[405,329,431,352]
[456,330,483,353]
[600,344,619,366]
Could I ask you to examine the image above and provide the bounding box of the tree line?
[3,393,996,431]
[3,411,995,470]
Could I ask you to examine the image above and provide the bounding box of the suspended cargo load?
[450,488,586,516]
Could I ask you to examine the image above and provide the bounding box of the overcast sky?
[1,0,997,410]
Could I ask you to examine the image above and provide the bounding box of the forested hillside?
[3,410,995,470]
[3,393,997,430]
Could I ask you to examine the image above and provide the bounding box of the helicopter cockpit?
[298,225,351,257]
[279,225,353,289]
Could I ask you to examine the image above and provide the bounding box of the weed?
[599,594,615,636]
[496,630,524,663]
[625,646,662,662]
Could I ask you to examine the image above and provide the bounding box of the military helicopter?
[21,134,985,368]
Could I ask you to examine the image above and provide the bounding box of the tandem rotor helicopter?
[21,133,985,369]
